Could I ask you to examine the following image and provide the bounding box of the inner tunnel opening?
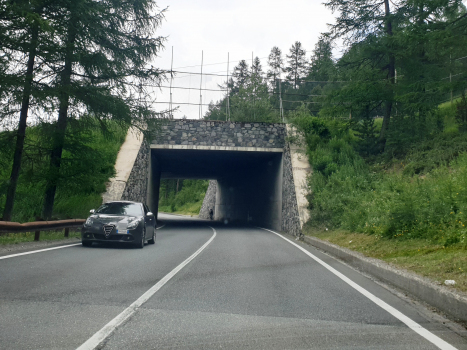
[148,147,284,231]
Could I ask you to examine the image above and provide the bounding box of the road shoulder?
[299,234,467,326]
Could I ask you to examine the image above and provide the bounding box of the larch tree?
[0,0,56,221]
[325,0,398,147]
[285,41,308,89]
[41,0,167,219]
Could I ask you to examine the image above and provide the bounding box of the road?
[0,213,466,349]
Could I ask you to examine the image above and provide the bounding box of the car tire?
[135,228,145,249]
[82,240,93,247]
[148,228,155,245]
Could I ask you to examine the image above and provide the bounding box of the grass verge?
[0,230,81,245]
[159,199,203,216]
[304,227,467,294]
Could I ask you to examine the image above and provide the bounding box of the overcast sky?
[152,0,336,119]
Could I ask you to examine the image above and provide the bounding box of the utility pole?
[226,52,231,121]
[252,52,255,121]
[279,78,284,122]
[199,50,203,119]
[169,46,174,119]
[450,54,453,105]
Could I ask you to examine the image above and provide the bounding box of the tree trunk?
[42,17,77,220]
[379,0,396,149]
[2,23,39,221]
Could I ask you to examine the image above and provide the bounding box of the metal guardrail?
[0,219,86,241]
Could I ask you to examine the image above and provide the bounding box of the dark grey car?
[81,201,156,248]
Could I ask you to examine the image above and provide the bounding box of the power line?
[152,101,319,112]
[169,70,348,83]
[171,55,269,70]
[157,85,326,98]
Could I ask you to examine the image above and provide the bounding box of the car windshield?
[95,202,143,216]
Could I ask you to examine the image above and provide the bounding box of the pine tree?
[231,60,250,93]
[1,0,55,221]
[41,0,167,219]
[309,35,334,82]
[324,0,398,147]
[267,46,284,91]
[285,41,308,89]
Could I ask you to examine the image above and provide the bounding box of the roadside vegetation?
[307,228,467,293]
[158,179,209,216]
[0,118,127,222]
[0,0,166,221]
[0,230,81,245]
[295,100,467,293]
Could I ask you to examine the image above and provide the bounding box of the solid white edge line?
[76,226,217,350]
[0,243,81,260]
[260,227,458,350]
[156,224,166,230]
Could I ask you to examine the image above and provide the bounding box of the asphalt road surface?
[1,213,467,350]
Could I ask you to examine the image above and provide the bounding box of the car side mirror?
[147,212,154,217]
[90,209,95,214]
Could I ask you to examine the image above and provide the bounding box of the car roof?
[102,201,142,205]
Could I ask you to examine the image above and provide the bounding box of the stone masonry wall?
[121,141,149,204]
[121,121,303,236]
[156,120,286,148]
[198,180,217,219]
[281,143,302,236]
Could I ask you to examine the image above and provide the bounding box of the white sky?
[152,0,336,119]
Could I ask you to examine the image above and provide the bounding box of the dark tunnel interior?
[148,147,284,230]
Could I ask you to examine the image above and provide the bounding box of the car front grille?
[103,224,115,237]
[94,233,129,241]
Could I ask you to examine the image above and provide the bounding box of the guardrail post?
[64,228,69,238]
[34,230,40,241]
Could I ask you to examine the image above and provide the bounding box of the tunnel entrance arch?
[148,145,283,230]
[115,120,304,236]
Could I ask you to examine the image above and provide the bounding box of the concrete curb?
[303,235,467,323]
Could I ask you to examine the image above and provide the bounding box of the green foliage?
[159,179,209,215]
[455,94,467,132]
[300,106,467,247]
[0,118,127,221]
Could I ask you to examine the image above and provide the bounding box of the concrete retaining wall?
[101,128,144,203]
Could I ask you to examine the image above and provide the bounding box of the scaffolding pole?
[199,50,203,119]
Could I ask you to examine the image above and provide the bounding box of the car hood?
[90,215,141,226]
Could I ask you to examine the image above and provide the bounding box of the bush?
[297,109,467,247]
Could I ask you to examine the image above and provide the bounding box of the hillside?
[294,101,467,293]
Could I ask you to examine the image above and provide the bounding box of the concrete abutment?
[105,120,310,236]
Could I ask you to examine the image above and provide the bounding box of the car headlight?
[127,219,140,230]
[84,217,94,227]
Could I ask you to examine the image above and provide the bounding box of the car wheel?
[82,240,92,247]
[135,227,145,249]
[148,227,155,245]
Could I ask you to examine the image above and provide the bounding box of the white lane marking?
[0,243,81,260]
[76,226,217,350]
[156,224,166,230]
[260,228,458,350]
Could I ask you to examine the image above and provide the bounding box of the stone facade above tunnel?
[154,120,286,149]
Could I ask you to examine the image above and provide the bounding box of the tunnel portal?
[118,120,303,236]
[149,146,283,230]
